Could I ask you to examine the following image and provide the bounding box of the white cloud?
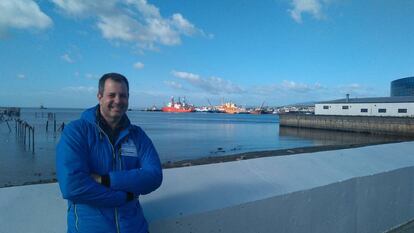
[249,80,325,96]
[16,74,26,79]
[133,62,145,69]
[171,13,198,36]
[61,54,74,63]
[85,73,99,80]
[52,0,206,49]
[51,0,89,15]
[164,80,183,89]
[126,0,161,18]
[97,14,141,42]
[251,81,378,103]
[0,0,52,35]
[336,83,376,97]
[172,70,200,81]
[60,45,82,63]
[51,0,117,17]
[288,0,325,23]
[62,86,97,93]
[171,70,244,95]
[281,80,322,92]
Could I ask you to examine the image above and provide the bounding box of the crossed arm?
[56,123,162,208]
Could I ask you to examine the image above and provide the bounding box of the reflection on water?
[279,126,411,146]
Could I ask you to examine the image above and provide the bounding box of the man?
[56,73,162,233]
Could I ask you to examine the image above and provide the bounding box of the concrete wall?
[315,103,414,117]
[279,114,414,136]
[147,167,414,233]
[1,142,414,233]
[142,142,414,233]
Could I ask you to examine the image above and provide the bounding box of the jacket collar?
[81,104,131,129]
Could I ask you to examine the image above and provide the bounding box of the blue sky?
[0,0,413,108]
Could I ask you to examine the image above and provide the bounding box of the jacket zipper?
[112,145,121,233]
[118,147,123,170]
[97,125,121,233]
[74,203,79,231]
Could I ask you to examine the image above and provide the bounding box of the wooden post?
[6,120,11,133]
[18,120,22,140]
[23,123,26,145]
[28,126,30,148]
[46,120,49,132]
[32,127,35,154]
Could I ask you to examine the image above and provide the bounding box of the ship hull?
[162,107,195,113]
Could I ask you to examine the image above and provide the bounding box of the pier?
[15,119,35,154]
[279,114,414,137]
[0,107,20,119]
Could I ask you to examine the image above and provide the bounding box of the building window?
[342,106,349,110]
[323,105,329,109]
[398,108,407,113]
[378,108,386,113]
[360,108,368,113]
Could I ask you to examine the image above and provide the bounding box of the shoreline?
[162,140,409,168]
[1,139,410,188]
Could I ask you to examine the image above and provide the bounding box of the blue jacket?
[56,105,163,233]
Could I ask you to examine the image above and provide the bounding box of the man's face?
[98,79,129,124]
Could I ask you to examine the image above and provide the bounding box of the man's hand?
[91,173,102,184]
[91,173,110,187]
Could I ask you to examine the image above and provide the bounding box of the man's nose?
[114,95,121,103]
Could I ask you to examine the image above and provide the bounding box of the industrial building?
[391,76,414,96]
[315,76,414,117]
[315,96,414,117]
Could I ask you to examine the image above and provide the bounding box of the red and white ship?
[162,97,195,113]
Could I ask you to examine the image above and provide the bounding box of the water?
[0,108,407,187]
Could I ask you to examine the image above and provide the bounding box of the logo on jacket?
[121,139,138,157]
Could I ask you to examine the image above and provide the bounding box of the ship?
[250,101,270,114]
[217,102,247,114]
[162,97,195,113]
[144,105,162,112]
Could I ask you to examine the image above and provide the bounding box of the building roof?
[317,96,414,104]
[391,76,414,84]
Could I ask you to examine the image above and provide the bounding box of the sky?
[0,0,413,109]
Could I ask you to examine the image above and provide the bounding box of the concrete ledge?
[1,142,414,233]
[147,166,414,233]
[142,141,414,233]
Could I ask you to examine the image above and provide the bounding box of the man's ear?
[97,93,102,100]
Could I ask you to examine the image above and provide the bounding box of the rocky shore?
[162,140,408,168]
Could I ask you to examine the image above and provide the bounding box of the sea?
[0,107,407,187]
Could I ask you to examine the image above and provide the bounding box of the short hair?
[98,73,129,95]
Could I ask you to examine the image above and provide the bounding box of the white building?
[315,96,414,117]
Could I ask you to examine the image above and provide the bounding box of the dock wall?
[279,114,414,136]
[1,142,414,233]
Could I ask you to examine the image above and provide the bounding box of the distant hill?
[279,101,316,108]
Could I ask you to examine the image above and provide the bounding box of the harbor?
[0,107,411,188]
[145,96,314,114]
[1,1,414,231]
